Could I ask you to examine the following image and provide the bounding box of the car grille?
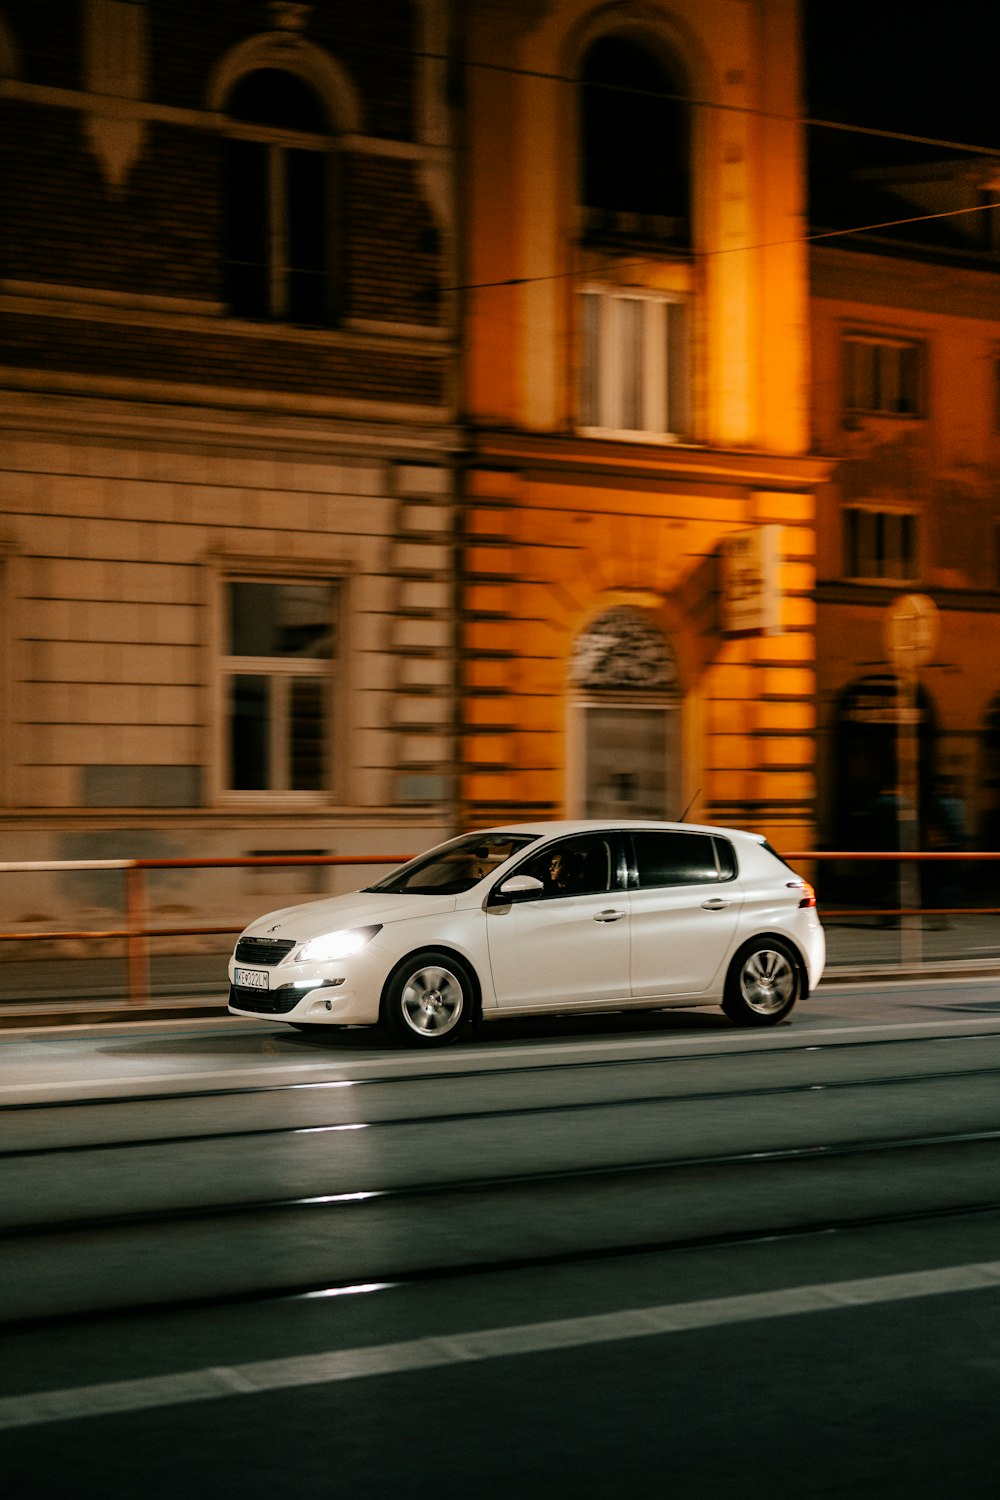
[228,983,302,1015]
[234,936,296,966]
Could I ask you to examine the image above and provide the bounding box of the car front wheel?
[722,938,800,1026]
[382,951,474,1046]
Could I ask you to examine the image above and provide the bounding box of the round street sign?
[885,593,939,673]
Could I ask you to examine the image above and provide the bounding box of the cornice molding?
[0,379,457,451]
[469,429,833,491]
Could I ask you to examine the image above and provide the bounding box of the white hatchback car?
[228,821,825,1046]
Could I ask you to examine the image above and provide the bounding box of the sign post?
[884,595,939,963]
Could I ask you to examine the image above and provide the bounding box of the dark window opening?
[579,35,690,247]
[229,582,335,659]
[223,70,331,324]
[227,69,329,132]
[844,337,923,417]
[224,581,336,795]
[843,508,919,582]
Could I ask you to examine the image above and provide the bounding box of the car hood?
[240,889,460,942]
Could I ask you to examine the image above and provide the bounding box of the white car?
[227,820,825,1046]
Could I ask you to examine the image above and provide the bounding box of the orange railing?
[0,855,412,1006]
[2,849,999,1006]
[784,850,1000,915]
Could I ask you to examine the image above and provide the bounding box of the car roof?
[472,819,765,843]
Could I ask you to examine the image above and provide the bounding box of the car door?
[627,830,744,998]
[485,832,630,1010]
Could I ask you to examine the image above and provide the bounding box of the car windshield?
[363,833,540,895]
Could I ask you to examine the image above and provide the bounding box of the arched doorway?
[830,673,938,850]
[569,606,681,818]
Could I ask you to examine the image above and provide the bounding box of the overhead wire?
[444,201,1000,295]
[414,46,1000,163]
[403,45,1000,296]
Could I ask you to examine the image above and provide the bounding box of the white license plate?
[235,968,269,991]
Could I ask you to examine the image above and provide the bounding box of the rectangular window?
[843,507,919,582]
[224,140,329,324]
[578,286,689,440]
[844,334,923,417]
[223,580,336,794]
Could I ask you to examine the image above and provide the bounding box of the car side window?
[632,831,722,888]
[518,835,616,898]
[714,838,738,879]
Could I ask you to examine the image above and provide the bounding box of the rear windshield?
[364,833,540,895]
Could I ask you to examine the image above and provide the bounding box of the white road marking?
[3,1260,1000,1431]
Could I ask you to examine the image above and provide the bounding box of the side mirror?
[497,874,544,897]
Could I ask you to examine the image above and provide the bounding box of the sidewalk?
[2,914,999,1029]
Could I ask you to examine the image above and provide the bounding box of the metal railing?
[786,849,1000,966]
[0,855,412,1006]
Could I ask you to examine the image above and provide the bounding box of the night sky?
[804,1,999,168]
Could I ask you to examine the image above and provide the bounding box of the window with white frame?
[223,69,334,324]
[223,580,337,794]
[843,506,919,582]
[844,333,923,417]
[578,286,689,439]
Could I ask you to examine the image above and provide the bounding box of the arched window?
[578,35,690,247]
[223,68,333,324]
[569,607,681,818]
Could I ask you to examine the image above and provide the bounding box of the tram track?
[3,1119,1000,1329]
[5,1119,1000,1239]
[4,1054,1000,1159]
[4,1020,1000,1328]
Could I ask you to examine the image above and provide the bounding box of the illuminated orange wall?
[460,0,822,849]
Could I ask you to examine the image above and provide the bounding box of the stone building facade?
[0,0,829,950]
[0,0,459,932]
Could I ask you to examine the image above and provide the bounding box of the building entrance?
[569,606,681,819]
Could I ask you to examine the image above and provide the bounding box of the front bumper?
[227,944,386,1025]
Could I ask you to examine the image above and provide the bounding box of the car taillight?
[788,880,817,908]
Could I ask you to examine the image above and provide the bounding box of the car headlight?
[294,925,382,964]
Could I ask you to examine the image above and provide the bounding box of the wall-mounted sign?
[885,593,939,675]
[721,525,781,636]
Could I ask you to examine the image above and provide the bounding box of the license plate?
[235,968,269,991]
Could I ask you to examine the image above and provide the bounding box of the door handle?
[701,898,731,911]
[594,909,627,922]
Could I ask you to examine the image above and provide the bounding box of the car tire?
[382,950,474,1047]
[722,938,800,1026]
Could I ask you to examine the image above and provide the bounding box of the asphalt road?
[3,979,1000,1497]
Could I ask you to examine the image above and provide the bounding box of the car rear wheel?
[383,951,473,1046]
[722,938,799,1026]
